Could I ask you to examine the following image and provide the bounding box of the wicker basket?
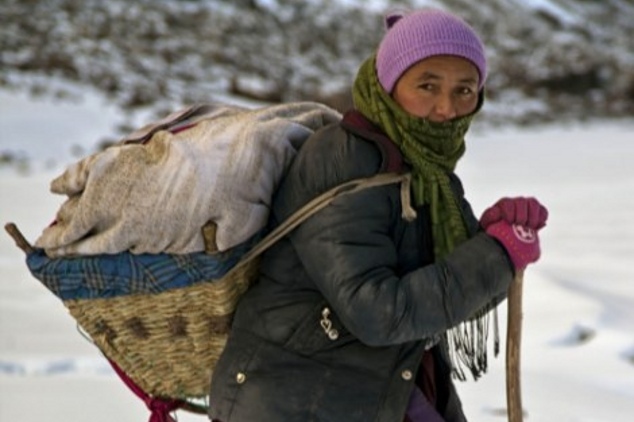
[64,258,259,400]
[4,172,409,409]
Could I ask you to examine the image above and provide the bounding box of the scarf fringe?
[445,304,500,381]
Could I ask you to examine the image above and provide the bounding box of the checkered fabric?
[25,235,256,300]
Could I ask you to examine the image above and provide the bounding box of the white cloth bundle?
[35,102,341,257]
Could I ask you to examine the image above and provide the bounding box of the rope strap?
[226,171,414,278]
[108,358,183,422]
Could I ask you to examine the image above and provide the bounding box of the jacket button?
[236,372,246,384]
[401,370,413,381]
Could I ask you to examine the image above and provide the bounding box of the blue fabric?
[25,236,258,301]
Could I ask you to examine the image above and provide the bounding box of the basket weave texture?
[64,259,259,399]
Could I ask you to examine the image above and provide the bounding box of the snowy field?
[1,89,633,421]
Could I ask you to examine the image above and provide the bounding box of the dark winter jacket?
[208,111,514,422]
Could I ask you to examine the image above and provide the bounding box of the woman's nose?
[430,95,457,122]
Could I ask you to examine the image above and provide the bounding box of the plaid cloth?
[25,235,258,301]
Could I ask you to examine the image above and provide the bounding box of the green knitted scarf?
[352,54,476,260]
[353,55,497,381]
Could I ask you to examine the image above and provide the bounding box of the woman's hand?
[480,197,548,230]
[480,197,549,270]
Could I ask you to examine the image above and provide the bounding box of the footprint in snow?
[551,324,596,347]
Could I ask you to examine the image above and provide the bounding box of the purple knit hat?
[376,9,487,93]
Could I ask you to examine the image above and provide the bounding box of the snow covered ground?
[1,89,633,421]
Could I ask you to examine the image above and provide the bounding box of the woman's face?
[392,55,480,122]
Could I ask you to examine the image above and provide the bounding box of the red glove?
[486,221,541,270]
[480,197,548,230]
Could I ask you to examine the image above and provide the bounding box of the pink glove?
[486,221,541,270]
[480,197,548,231]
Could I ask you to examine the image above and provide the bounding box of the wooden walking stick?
[506,269,525,422]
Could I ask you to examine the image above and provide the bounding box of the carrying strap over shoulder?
[225,108,417,278]
[226,171,416,278]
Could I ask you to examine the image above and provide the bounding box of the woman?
[209,8,548,422]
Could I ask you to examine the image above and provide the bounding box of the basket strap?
[225,171,414,277]
[107,358,183,422]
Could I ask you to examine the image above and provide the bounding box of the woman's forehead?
[403,56,479,81]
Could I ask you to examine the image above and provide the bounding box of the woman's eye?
[418,83,436,92]
[456,87,474,96]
